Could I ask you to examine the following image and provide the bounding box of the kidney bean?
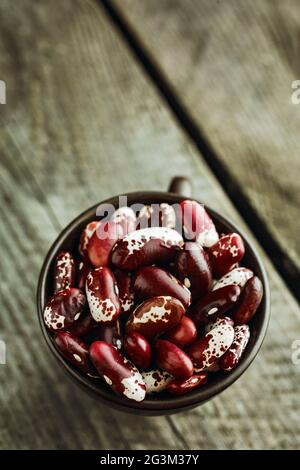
[111,227,183,271]
[87,220,124,267]
[79,221,99,259]
[89,341,146,402]
[54,251,75,293]
[142,369,173,394]
[126,296,184,339]
[44,288,86,332]
[114,269,135,314]
[155,339,193,380]
[86,267,121,323]
[219,325,250,371]
[137,203,176,230]
[174,242,212,301]
[189,284,241,327]
[208,233,245,278]
[205,316,234,334]
[70,311,96,338]
[133,266,191,308]
[178,200,219,247]
[111,207,137,235]
[54,331,97,377]
[212,267,253,291]
[187,321,234,370]
[90,320,123,350]
[164,316,197,348]
[167,372,208,396]
[233,276,263,324]
[77,260,91,291]
[124,332,152,370]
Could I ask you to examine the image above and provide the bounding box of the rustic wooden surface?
[0,0,300,449]
[112,0,300,285]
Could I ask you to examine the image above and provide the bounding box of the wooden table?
[0,0,299,449]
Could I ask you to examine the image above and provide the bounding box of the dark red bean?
[43,288,86,332]
[89,341,146,402]
[111,227,183,271]
[233,276,263,324]
[79,221,99,259]
[86,267,121,323]
[114,269,135,315]
[89,320,123,350]
[167,372,208,395]
[126,296,185,339]
[208,233,245,278]
[54,251,75,293]
[54,331,97,376]
[133,266,191,308]
[70,311,96,338]
[189,284,241,327]
[124,332,152,370]
[87,220,124,267]
[174,242,212,301]
[219,325,250,371]
[111,207,136,235]
[155,339,193,380]
[164,316,197,348]
[77,260,91,291]
[178,200,218,246]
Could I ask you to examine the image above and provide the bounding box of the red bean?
[124,332,152,370]
[54,251,75,293]
[77,260,91,291]
[178,200,219,247]
[126,296,185,339]
[111,227,183,271]
[208,233,245,278]
[70,311,96,338]
[114,269,135,315]
[89,319,123,350]
[187,321,234,370]
[155,339,193,380]
[54,331,97,376]
[89,341,146,402]
[174,242,212,301]
[44,288,86,332]
[219,325,250,371]
[167,372,208,395]
[164,316,197,348]
[233,276,263,324]
[212,267,253,291]
[87,220,124,267]
[189,284,241,327]
[111,207,136,235]
[133,266,191,308]
[86,267,121,323]
[79,221,99,259]
[142,369,173,394]
[137,203,176,229]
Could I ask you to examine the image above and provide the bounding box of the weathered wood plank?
[111,0,300,285]
[0,0,299,450]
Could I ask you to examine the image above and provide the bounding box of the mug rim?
[37,190,270,414]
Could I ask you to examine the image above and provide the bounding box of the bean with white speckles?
[86,267,121,323]
[177,199,219,247]
[114,269,135,315]
[233,276,263,324]
[54,251,75,293]
[219,325,250,371]
[204,316,234,334]
[208,233,245,278]
[54,331,97,376]
[111,206,136,235]
[212,267,253,291]
[43,288,86,332]
[79,220,99,258]
[142,369,173,394]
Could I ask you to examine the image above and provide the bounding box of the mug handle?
[168,176,192,198]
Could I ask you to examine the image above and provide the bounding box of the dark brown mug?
[37,177,270,415]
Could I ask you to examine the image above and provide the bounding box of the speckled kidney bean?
[86,267,121,323]
[219,325,250,371]
[77,260,91,291]
[79,220,99,259]
[124,331,152,370]
[54,251,75,293]
[111,227,183,271]
[178,200,219,247]
[155,339,193,380]
[167,372,208,395]
[54,331,97,377]
[189,284,241,326]
[137,203,176,230]
[87,220,124,267]
[111,207,137,235]
[44,288,86,332]
[208,233,245,278]
[164,316,197,348]
[89,319,123,349]
[133,266,191,308]
[204,316,234,334]
[212,267,253,291]
[114,269,135,314]
[187,320,234,370]
[126,296,184,339]
[142,369,173,394]
[70,311,96,338]
[89,341,146,402]
[233,276,263,324]
[174,242,212,301]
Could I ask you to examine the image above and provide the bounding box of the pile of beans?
[43,200,263,402]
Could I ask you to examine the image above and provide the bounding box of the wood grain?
[111,0,300,281]
[0,0,299,450]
